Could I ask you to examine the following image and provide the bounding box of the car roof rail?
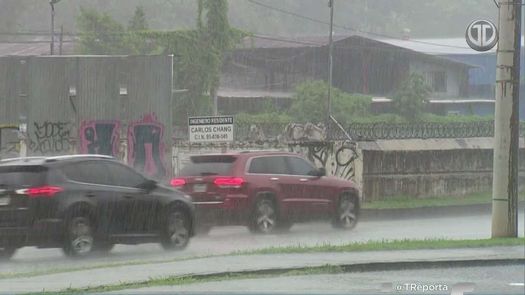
[44,154,115,162]
[0,156,47,163]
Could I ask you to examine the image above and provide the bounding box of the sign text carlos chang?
[188,116,234,143]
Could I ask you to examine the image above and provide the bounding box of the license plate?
[0,197,10,206]
[193,184,207,193]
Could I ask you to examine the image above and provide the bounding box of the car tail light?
[170,178,186,187]
[214,177,244,188]
[16,186,64,198]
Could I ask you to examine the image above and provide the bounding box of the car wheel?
[161,207,191,250]
[0,247,16,260]
[332,194,358,230]
[249,198,278,234]
[63,216,94,257]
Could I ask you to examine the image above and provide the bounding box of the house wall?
[409,59,463,98]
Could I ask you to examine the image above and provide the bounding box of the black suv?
[0,155,194,259]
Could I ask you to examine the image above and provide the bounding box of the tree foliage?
[391,74,430,121]
[77,7,130,55]
[290,80,372,124]
[128,6,148,31]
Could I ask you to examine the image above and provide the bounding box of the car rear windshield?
[179,155,236,176]
[0,165,47,188]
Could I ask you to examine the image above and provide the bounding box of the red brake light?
[170,178,186,187]
[18,186,63,198]
[214,177,244,188]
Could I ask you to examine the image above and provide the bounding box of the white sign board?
[188,116,234,143]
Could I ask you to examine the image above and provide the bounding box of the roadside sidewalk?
[2,246,523,294]
[361,201,525,221]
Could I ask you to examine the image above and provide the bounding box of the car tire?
[332,193,358,230]
[63,216,95,257]
[160,206,191,251]
[249,198,278,234]
[0,247,17,260]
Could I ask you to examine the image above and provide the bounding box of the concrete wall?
[172,137,523,202]
[358,138,525,201]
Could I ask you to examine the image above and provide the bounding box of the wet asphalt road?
[1,210,523,276]
[121,264,525,294]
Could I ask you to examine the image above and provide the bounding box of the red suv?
[170,152,359,234]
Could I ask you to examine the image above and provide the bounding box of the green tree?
[199,0,234,113]
[391,74,430,120]
[76,7,130,54]
[290,80,372,124]
[128,6,148,31]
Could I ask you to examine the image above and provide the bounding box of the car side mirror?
[309,168,326,177]
[139,179,157,192]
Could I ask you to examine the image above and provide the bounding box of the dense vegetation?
[236,79,492,126]
[2,0,497,39]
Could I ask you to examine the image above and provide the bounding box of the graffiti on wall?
[80,120,120,156]
[29,121,74,154]
[288,140,358,181]
[128,113,166,179]
[0,124,20,158]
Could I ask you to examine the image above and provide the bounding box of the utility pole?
[327,0,334,127]
[50,0,55,55]
[59,25,63,55]
[492,0,522,238]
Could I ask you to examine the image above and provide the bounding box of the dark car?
[0,155,195,259]
[170,151,359,234]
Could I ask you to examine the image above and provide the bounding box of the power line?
[246,0,471,50]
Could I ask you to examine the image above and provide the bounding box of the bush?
[235,112,293,125]
[290,80,372,124]
[391,74,430,121]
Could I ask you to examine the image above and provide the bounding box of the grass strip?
[362,192,525,209]
[232,237,525,255]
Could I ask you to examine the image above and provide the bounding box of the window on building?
[425,71,447,93]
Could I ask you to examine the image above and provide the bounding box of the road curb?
[105,257,524,294]
[360,201,525,221]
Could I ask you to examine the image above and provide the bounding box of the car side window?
[287,156,316,176]
[248,157,267,174]
[104,161,146,188]
[62,161,112,185]
[265,156,289,175]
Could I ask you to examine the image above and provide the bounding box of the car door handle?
[123,195,134,199]
[299,178,309,182]
[86,193,95,198]
[269,177,279,181]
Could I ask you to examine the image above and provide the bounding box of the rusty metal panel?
[75,56,121,121]
[27,56,74,156]
[124,55,173,179]
[124,55,172,121]
[0,56,27,125]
